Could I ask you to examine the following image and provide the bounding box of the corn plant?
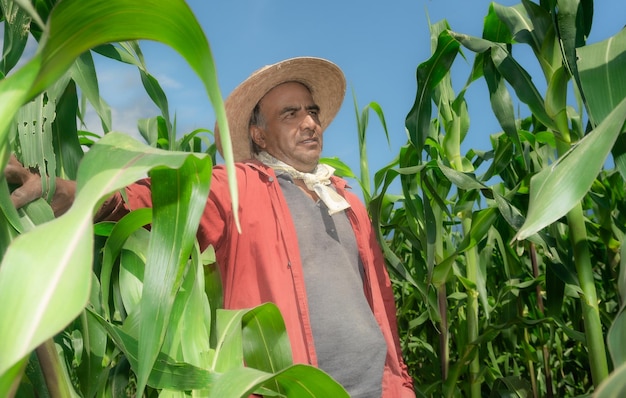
[0,1,347,397]
[358,0,626,396]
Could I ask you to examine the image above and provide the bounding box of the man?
[7,57,414,397]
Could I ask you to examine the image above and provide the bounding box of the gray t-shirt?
[277,173,387,398]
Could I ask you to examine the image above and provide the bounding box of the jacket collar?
[240,159,350,190]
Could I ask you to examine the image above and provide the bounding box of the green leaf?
[320,157,357,180]
[140,69,171,130]
[607,309,626,368]
[0,50,40,149]
[438,162,485,191]
[0,132,209,377]
[545,65,571,138]
[459,208,499,253]
[492,3,539,49]
[242,303,293,373]
[207,365,348,398]
[555,0,586,92]
[136,153,212,394]
[0,0,240,227]
[490,45,556,131]
[52,80,85,180]
[607,242,626,367]
[71,51,112,132]
[176,254,212,369]
[119,239,148,316]
[0,0,31,75]
[88,310,218,390]
[482,3,513,45]
[595,361,626,398]
[211,309,247,372]
[515,97,626,240]
[75,276,110,398]
[99,208,152,320]
[578,27,626,127]
[484,53,523,152]
[16,91,57,199]
[406,29,460,154]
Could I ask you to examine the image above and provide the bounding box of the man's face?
[250,82,323,172]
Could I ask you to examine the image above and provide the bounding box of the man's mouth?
[300,136,319,145]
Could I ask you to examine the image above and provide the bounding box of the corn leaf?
[515,97,626,240]
[484,53,523,152]
[99,209,152,320]
[137,154,211,395]
[211,309,247,372]
[406,28,459,154]
[242,302,293,375]
[578,28,626,127]
[207,365,348,398]
[70,51,112,132]
[606,242,626,368]
[0,0,239,228]
[88,310,218,390]
[0,132,209,376]
[577,27,626,178]
[595,361,626,398]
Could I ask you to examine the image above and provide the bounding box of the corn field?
[1,0,625,397]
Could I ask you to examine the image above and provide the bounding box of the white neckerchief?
[255,151,351,215]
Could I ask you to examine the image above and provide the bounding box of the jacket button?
[268,177,274,182]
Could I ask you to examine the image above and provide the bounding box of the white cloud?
[152,72,183,90]
[81,93,159,143]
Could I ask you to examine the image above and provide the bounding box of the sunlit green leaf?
[516,97,626,240]
[89,310,217,390]
[242,303,293,373]
[0,132,209,377]
[578,27,626,178]
[71,52,112,132]
[578,27,626,127]
[406,28,459,154]
[607,242,626,368]
[492,3,537,47]
[595,361,626,398]
[99,208,152,320]
[0,0,31,75]
[208,365,348,398]
[135,152,211,394]
[555,0,587,91]
[484,53,523,152]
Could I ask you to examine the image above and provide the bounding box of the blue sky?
[91,0,624,186]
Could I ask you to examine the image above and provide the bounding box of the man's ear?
[250,125,266,149]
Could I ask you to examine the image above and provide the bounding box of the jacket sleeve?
[196,166,231,252]
[94,179,153,222]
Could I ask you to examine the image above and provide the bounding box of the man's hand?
[5,154,76,217]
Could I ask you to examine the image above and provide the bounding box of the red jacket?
[123,160,415,397]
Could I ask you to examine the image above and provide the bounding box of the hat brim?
[215,57,346,162]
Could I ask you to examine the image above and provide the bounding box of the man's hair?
[249,102,265,155]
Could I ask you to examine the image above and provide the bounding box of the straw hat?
[215,57,346,161]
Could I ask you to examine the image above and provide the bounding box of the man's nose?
[300,113,320,130]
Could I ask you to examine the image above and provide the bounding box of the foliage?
[0,0,346,397]
[2,0,626,397]
[351,0,626,396]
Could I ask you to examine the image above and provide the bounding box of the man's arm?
[4,154,76,217]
